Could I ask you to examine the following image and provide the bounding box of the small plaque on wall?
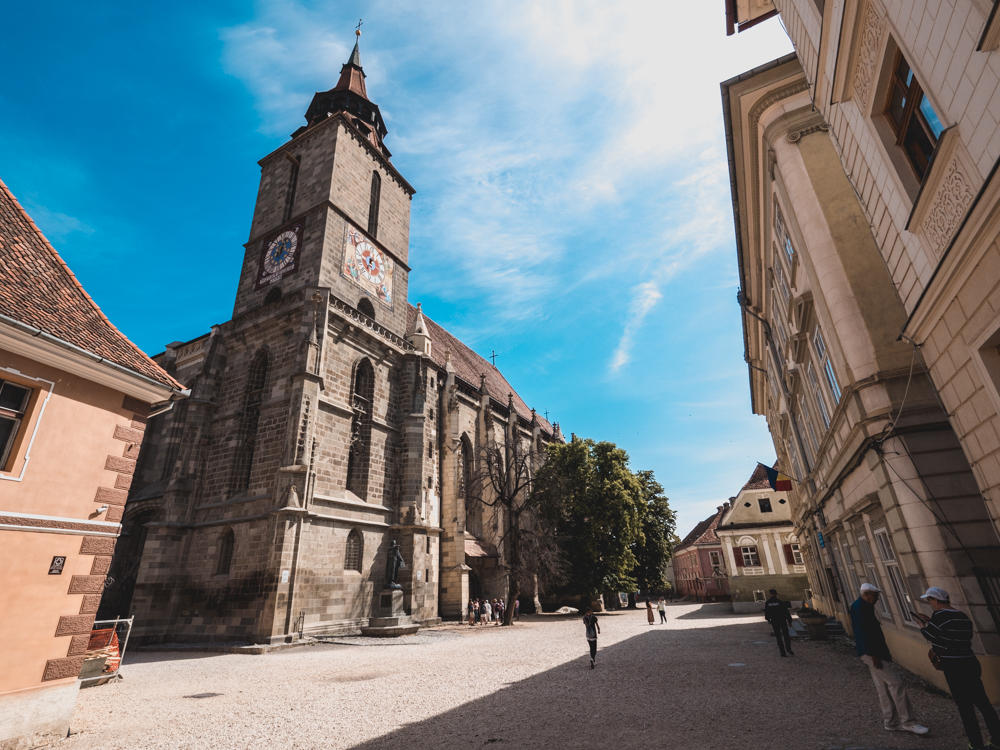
[49,556,66,575]
[256,220,305,289]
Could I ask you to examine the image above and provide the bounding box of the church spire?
[298,23,389,155]
[333,28,368,100]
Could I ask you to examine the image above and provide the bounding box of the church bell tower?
[231,29,416,337]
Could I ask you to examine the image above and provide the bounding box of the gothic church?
[102,37,561,644]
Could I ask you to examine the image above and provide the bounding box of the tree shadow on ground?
[346,620,961,750]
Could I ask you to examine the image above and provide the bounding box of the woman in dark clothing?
[646,598,655,624]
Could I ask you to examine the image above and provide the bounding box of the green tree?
[632,470,679,594]
[536,437,644,604]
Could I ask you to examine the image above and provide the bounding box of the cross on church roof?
[489,350,498,367]
[356,18,363,34]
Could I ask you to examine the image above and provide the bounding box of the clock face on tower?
[355,241,386,284]
[342,225,394,307]
[256,221,304,289]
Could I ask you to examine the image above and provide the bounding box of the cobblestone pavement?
[59,602,984,750]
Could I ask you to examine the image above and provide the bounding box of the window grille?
[790,543,804,565]
[345,529,363,572]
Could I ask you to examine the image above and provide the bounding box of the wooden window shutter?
[783,544,794,565]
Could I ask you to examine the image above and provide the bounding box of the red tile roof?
[676,507,724,550]
[740,463,773,492]
[406,304,553,435]
[0,179,182,391]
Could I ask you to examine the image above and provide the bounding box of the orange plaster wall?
[0,347,147,694]
[0,530,94,693]
[0,348,136,517]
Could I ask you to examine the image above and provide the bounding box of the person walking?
[914,587,1000,750]
[850,583,929,735]
[583,607,600,669]
[657,596,667,624]
[646,598,655,625]
[763,589,794,657]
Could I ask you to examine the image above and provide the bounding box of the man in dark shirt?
[582,608,600,669]
[763,589,794,657]
[849,583,929,735]
[915,587,1000,750]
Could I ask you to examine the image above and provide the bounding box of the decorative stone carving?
[852,1,885,109]
[922,159,975,257]
[787,123,829,143]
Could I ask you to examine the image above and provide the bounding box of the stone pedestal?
[360,588,420,638]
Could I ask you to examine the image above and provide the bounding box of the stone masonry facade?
[99,44,559,645]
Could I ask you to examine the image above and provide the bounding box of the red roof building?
[672,504,731,601]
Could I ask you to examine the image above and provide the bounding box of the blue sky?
[1,2,792,535]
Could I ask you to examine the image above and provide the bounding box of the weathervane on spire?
[356,18,363,36]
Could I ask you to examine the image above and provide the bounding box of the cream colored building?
[723,0,1000,699]
[716,464,810,612]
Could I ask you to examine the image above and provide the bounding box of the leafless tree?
[468,427,562,625]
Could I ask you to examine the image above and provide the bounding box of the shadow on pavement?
[675,602,746,619]
[344,618,955,750]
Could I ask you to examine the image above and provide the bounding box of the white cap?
[860,582,882,594]
[920,586,950,602]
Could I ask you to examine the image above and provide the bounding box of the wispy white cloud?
[609,281,662,373]
[22,202,95,242]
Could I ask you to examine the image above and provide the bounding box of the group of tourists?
[467,597,517,625]
[644,596,668,624]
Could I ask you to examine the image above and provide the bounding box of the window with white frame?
[813,326,842,403]
[0,379,32,471]
[806,361,831,429]
[772,310,789,348]
[799,395,821,453]
[774,256,791,305]
[790,543,804,565]
[754,589,766,602]
[786,437,806,480]
[857,534,892,618]
[840,538,861,593]
[774,204,795,264]
[709,550,722,568]
[873,529,914,624]
[741,546,761,566]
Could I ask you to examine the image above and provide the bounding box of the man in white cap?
[915,586,1000,750]
[849,582,929,735]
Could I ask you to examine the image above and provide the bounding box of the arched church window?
[230,349,269,495]
[358,297,375,320]
[217,528,235,575]
[346,359,375,498]
[345,529,363,572]
[283,154,301,223]
[367,171,381,238]
[461,435,482,538]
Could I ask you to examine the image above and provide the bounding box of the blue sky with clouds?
[1,2,792,535]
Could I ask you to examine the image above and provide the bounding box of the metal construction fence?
[79,617,134,686]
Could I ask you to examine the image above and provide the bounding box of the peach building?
[723,0,1000,699]
[0,179,184,747]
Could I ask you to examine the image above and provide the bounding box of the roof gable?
[0,178,182,391]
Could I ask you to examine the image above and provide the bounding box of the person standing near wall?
[914,587,1000,750]
[850,583,929,735]
[657,596,667,624]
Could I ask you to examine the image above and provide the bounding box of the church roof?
[406,304,554,435]
[0,178,183,391]
[334,39,368,99]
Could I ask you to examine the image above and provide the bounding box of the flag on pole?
[760,463,793,491]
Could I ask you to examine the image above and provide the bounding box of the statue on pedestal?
[385,540,405,590]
